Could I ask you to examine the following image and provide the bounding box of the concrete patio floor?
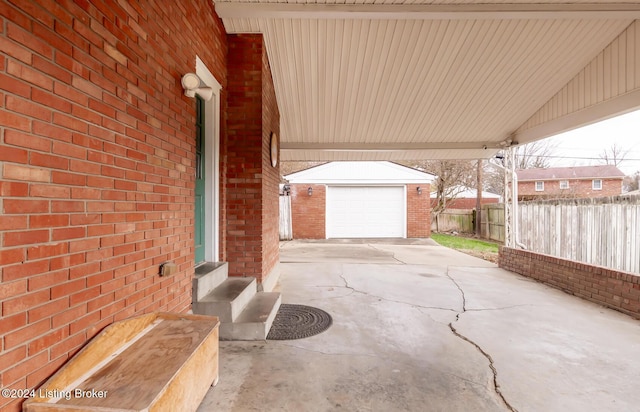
[198,239,640,412]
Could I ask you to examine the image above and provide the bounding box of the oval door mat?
[267,304,333,340]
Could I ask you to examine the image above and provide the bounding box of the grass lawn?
[431,233,500,255]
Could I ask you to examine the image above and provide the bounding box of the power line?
[520,154,640,161]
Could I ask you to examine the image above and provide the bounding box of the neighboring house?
[517,165,625,200]
[283,162,435,239]
[430,186,501,209]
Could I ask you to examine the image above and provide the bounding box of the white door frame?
[196,56,222,261]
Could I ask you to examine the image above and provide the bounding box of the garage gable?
[284,161,435,184]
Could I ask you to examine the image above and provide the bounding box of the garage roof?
[284,161,435,184]
[216,1,640,161]
[430,185,501,199]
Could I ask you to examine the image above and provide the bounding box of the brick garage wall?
[500,247,640,319]
[290,184,430,239]
[225,34,280,282]
[519,178,623,199]
[407,184,431,238]
[290,184,326,239]
[0,1,227,410]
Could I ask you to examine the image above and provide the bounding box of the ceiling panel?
[220,0,640,4]
[218,1,635,160]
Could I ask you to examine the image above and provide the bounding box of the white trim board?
[195,56,222,262]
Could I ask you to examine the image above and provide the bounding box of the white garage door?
[326,186,405,238]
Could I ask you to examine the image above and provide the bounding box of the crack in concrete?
[445,272,466,318]
[340,273,458,313]
[373,295,459,313]
[339,273,354,291]
[308,285,356,301]
[415,307,458,326]
[446,269,518,412]
[367,243,406,264]
[283,252,519,410]
[448,323,517,412]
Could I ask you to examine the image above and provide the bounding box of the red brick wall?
[225,34,280,282]
[443,197,500,209]
[225,34,263,279]
[261,44,280,280]
[291,184,326,239]
[0,1,228,410]
[407,184,431,238]
[518,178,623,200]
[499,247,640,320]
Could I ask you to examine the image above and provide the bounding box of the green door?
[194,96,205,264]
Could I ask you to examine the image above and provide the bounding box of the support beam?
[515,89,640,145]
[216,3,640,21]
[501,147,526,250]
[476,159,483,236]
[280,141,505,151]
[503,148,515,249]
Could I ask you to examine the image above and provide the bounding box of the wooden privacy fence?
[431,209,474,233]
[519,195,640,274]
[279,195,292,240]
[482,203,505,243]
[431,204,505,243]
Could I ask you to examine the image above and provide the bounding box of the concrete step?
[192,277,256,323]
[220,292,282,341]
[193,262,228,302]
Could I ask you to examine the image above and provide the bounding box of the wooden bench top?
[23,312,219,412]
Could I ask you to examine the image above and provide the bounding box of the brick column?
[407,184,431,238]
[224,34,280,283]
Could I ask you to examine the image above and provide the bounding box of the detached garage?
[284,162,435,239]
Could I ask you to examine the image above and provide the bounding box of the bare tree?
[482,162,505,196]
[624,171,640,192]
[599,143,630,167]
[401,160,476,218]
[482,140,558,198]
[514,139,558,169]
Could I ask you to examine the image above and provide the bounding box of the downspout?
[510,166,527,250]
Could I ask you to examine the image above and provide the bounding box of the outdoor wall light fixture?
[181,73,214,101]
[416,187,422,195]
[308,187,313,196]
[499,138,517,148]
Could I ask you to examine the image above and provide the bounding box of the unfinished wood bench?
[23,312,219,412]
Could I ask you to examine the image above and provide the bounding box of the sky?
[539,109,640,176]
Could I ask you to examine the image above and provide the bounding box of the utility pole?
[475,159,483,236]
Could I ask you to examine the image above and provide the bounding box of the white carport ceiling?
[215,1,640,161]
